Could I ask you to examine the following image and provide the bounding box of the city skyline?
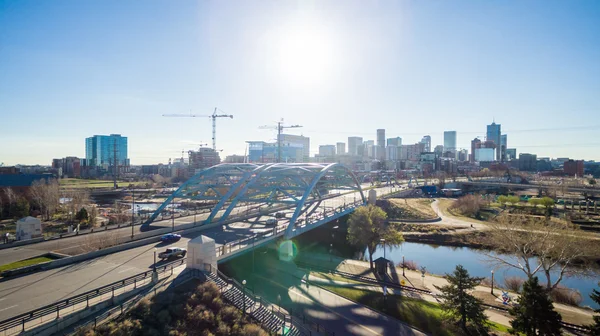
[1,1,599,165]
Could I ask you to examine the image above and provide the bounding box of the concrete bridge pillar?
[187,235,217,273]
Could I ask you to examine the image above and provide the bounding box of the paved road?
[0,186,400,321]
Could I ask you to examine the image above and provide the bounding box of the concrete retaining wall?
[0,237,44,250]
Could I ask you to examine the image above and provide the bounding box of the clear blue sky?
[1,0,599,165]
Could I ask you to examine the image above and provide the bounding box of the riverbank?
[296,251,597,327]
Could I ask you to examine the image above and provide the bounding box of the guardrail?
[210,267,334,335]
[295,261,592,334]
[0,259,186,336]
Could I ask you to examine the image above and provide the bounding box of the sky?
[1,0,599,165]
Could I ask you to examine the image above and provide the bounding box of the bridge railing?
[0,259,186,336]
[216,199,367,258]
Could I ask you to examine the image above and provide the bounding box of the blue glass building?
[85,134,129,167]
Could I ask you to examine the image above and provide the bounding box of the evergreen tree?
[434,265,489,334]
[509,276,562,336]
[588,283,600,335]
[75,207,89,223]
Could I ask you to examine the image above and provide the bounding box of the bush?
[504,276,525,292]
[549,286,583,306]
[450,195,485,218]
[480,277,492,287]
[242,324,269,336]
[398,260,418,271]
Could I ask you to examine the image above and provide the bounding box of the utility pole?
[112,139,118,189]
[131,188,135,239]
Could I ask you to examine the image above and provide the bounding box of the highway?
[0,185,399,321]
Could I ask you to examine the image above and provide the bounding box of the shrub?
[242,324,269,336]
[450,195,485,218]
[218,306,241,324]
[504,276,525,292]
[129,298,152,320]
[549,286,583,306]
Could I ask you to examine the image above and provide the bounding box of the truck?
[158,247,187,260]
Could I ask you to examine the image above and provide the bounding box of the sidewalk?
[297,252,596,327]
[256,262,426,336]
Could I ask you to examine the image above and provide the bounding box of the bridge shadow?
[219,247,425,335]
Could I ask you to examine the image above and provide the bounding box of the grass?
[389,199,438,220]
[437,199,489,225]
[59,178,147,189]
[0,256,55,273]
[321,285,510,335]
[308,271,367,285]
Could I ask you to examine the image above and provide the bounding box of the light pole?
[131,188,135,239]
[277,294,281,315]
[242,279,247,315]
[153,248,157,272]
[329,243,333,262]
[491,270,495,295]
[402,255,405,277]
[171,197,175,232]
[380,238,386,260]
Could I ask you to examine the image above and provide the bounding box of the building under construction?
[188,147,221,174]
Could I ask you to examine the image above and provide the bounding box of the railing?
[0,259,186,336]
[210,267,334,335]
[295,261,592,334]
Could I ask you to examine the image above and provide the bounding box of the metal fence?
[0,259,186,336]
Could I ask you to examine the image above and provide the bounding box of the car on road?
[158,247,187,260]
[275,212,286,218]
[160,233,181,242]
[265,218,278,226]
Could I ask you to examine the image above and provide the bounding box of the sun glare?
[274,24,336,87]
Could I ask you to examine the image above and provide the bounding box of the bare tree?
[29,179,60,220]
[3,187,16,206]
[484,214,593,290]
[62,189,90,223]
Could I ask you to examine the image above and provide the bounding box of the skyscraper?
[336,142,345,155]
[85,134,129,167]
[470,138,481,163]
[387,137,402,147]
[486,122,501,161]
[420,135,431,152]
[443,131,457,154]
[501,134,507,161]
[278,134,310,162]
[347,137,363,156]
[376,129,386,160]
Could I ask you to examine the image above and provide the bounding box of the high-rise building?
[518,153,537,171]
[486,122,502,161]
[475,148,495,162]
[564,160,584,177]
[336,142,345,155]
[420,135,431,152]
[376,129,386,160]
[443,131,457,153]
[364,140,375,158]
[347,137,363,156]
[386,145,398,161]
[434,145,444,157]
[470,138,482,163]
[189,147,221,173]
[319,145,336,157]
[399,143,425,161]
[501,134,507,161]
[387,137,402,147]
[278,134,310,162]
[85,134,129,167]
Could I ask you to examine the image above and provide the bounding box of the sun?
[274,24,336,87]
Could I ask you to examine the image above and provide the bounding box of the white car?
[158,247,187,260]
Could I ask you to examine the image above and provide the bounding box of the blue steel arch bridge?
[143,163,366,239]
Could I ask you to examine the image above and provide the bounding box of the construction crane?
[258,119,303,163]
[163,108,233,150]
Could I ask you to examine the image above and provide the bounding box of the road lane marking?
[118,267,136,274]
[0,305,18,312]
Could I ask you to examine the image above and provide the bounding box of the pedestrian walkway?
[297,251,596,328]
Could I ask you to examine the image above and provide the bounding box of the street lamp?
[277,294,281,315]
[329,243,333,262]
[491,270,495,295]
[402,255,405,277]
[171,197,175,232]
[131,188,135,239]
[242,279,247,315]
[153,248,157,272]
[380,238,386,260]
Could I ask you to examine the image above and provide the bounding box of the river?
[368,241,599,308]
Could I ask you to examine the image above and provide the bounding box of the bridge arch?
[143,163,365,232]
